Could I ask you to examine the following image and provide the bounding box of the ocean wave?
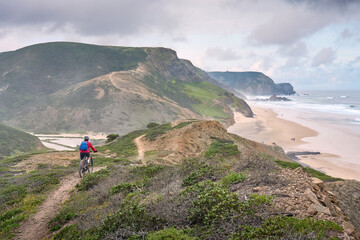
[340,96,348,98]
[351,119,360,125]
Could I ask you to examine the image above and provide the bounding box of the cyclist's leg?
[85,153,90,163]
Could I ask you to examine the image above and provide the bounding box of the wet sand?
[228,105,360,181]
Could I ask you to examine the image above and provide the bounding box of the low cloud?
[340,28,354,39]
[0,0,178,37]
[205,47,241,61]
[311,47,336,67]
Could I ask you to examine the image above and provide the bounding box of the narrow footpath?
[15,167,105,240]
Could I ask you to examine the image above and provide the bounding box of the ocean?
[248,90,360,127]
[245,90,360,179]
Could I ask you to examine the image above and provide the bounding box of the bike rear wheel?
[79,158,88,178]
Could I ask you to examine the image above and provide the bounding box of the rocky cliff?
[208,71,296,96]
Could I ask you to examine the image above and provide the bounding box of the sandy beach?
[228,105,360,181]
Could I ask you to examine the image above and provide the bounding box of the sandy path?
[134,134,146,165]
[15,167,105,240]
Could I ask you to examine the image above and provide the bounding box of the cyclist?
[79,136,97,163]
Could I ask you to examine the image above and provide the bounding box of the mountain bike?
[79,154,94,178]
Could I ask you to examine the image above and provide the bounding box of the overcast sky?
[1,0,359,90]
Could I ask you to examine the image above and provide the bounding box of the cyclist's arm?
[88,142,97,152]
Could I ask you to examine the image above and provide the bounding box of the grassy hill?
[1,121,355,239]
[0,124,45,158]
[0,42,253,134]
[208,71,296,96]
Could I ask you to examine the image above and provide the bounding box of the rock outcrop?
[326,180,360,234]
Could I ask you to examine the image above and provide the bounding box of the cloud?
[311,47,336,67]
[340,28,354,39]
[248,0,360,45]
[205,47,241,61]
[278,41,308,57]
[0,0,178,36]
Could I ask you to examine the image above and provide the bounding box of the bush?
[182,165,217,187]
[205,138,239,158]
[109,182,136,195]
[106,134,119,143]
[98,199,164,237]
[147,123,159,128]
[76,169,111,191]
[220,172,246,187]
[229,216,343,239]
[54,224,82,240]
[188,183,240,226]
[130,164,165,179]
[147,227,196,240]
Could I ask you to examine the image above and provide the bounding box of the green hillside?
[0,42,147,114]
[0,43,253,134]
[208,71,296,96]
[0,124,45,158]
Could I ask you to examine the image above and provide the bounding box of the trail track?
[134,134,146,165]
[15,166,105,240]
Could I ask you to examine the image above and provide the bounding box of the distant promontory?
[207,71,296,96]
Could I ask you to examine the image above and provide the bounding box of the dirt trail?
[134,134,146,165]
[15,167,105,240]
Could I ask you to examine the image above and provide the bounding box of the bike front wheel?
[89,156,94,173]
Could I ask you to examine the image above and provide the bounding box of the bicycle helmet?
[84,136,89,141]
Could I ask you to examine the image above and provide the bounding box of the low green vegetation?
[105,134,119,143]
[144,123,172,141]
[76,169,111,191]
[205,137,240,158]
[147,227,196,240]
[0,154,74,239]
[220,172,246,187]
[183,81,229,119]
[98,130,145,157]
[230,216,342,239]
[273,158,343,182]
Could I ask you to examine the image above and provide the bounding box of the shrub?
[98,199,164,237]
[205,138,239,158]
[147,123,159,128]
[220,172,246,187]
[147,227,196,240]
[188,183,240,226]
[106,134,119,143]
[229,216,343,239]
[109,182,136,195]
[76,169,111,191]
[130,164,165,179]
[54,224,82,240]
[182,165,217,187]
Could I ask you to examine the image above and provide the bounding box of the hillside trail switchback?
[15,166,105,240]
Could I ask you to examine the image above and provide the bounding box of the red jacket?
[79,141,97,153]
